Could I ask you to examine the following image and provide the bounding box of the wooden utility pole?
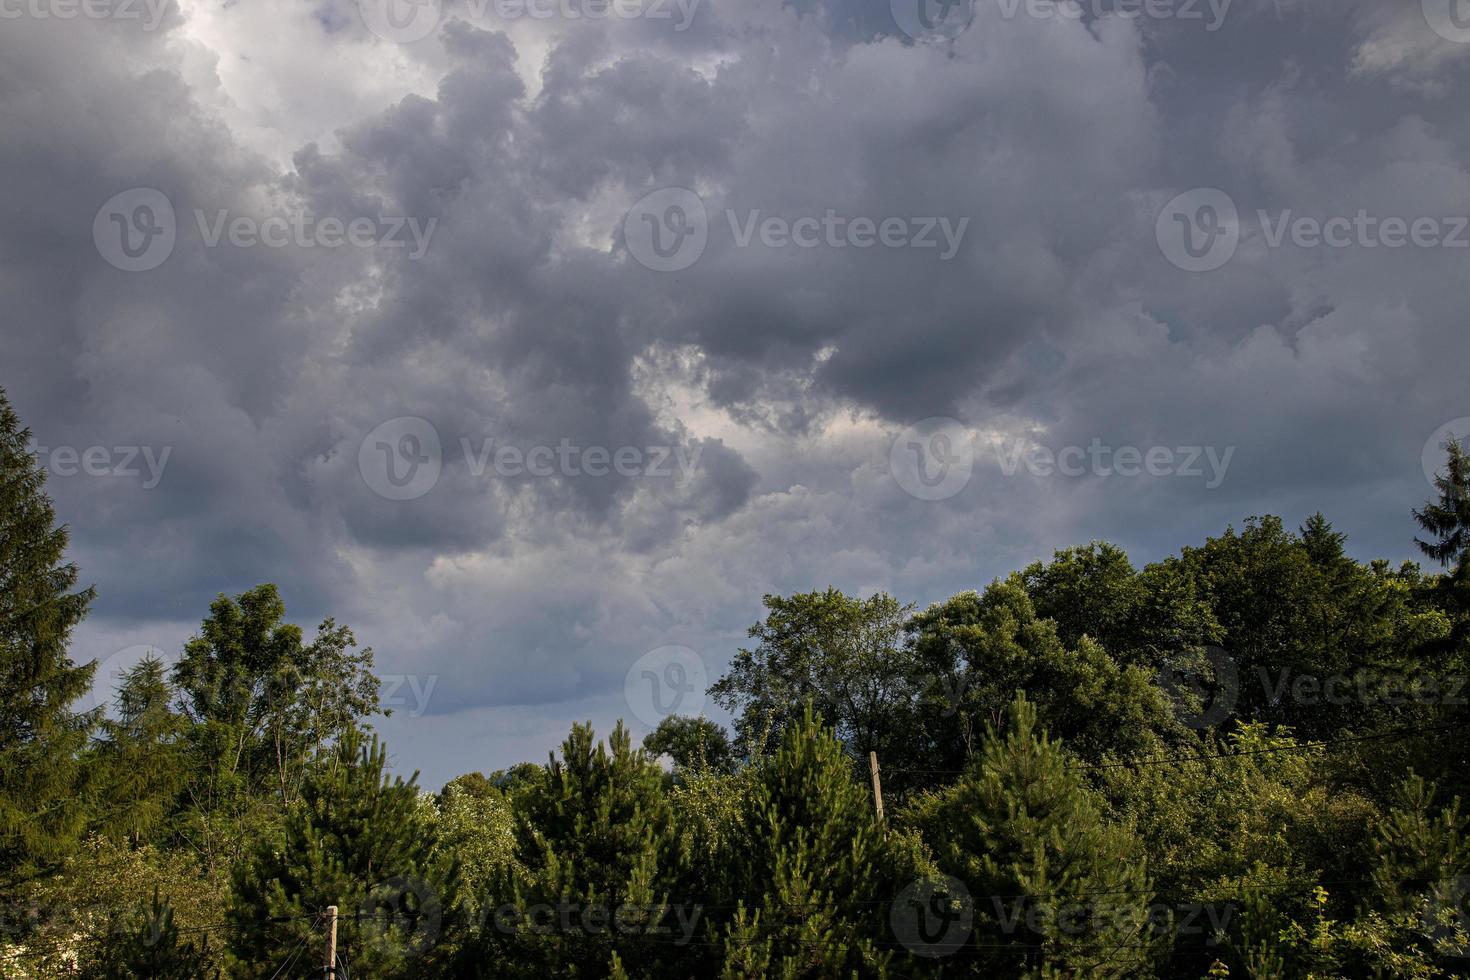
[868,751,885,823]
[324,905,338,978]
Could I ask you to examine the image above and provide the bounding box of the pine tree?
[468,721,690,978]
[0,386,96,885]
[908,694,1156,977]
[718,705,908,979]
[80,888,221,980]
[227,728,447,978]
[1372,774,1468,912]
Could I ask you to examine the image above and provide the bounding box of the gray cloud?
[4,0,1466,786]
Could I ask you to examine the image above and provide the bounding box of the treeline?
[2,383,1470,978]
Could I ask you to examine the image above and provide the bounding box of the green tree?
[79,888,222,980]
[710,589,918,764]
[905,580,1175,773]
[1172,516,1447,738]
[1416,440,1470,659]
[643,715,734,776]
[906,695,1156,977]
[1100,724,1370,977]
[717,705,915,979]
[0,386,96,886]
[1021,541,1220,668]
[467,721,690,978]
[90,655,189,847]
[1416,440,1470,575]
[1225,773,1468,979]
[430,775,522,914]
[227,727,446,979]
[1372,774,1469,913]
[172,585,382,873]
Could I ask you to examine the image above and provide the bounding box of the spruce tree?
[1416,440,1470,575]
[1416,440,1470,658]
[908,694,1156,976]
[227,728,446,978]
[91,655,189,847]
[0,386,96,885]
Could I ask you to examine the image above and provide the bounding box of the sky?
[3,0,1469,788]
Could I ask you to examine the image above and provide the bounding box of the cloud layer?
[4,0,1468,785]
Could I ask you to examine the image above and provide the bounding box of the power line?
[267,909,323,980]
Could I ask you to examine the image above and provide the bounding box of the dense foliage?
[2,384,1469,977]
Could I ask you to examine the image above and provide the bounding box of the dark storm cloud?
[3,0,1469,784]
